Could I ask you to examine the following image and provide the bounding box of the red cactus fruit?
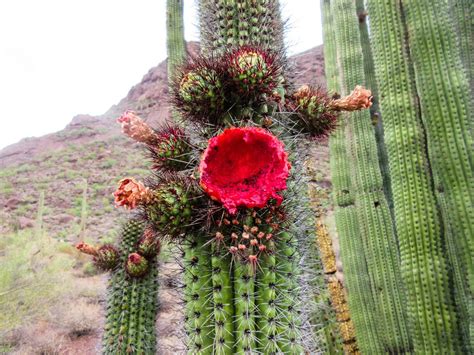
[199,127,291,214]
[125,252,149,278]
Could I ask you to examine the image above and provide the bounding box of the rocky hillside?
[0,43,326,242]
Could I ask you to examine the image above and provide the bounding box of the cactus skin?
[167,0,186,86]
[366,0,472,351]
[102,220,159,355]
[183,235,214,354]
[401,1,474,350]
[211,247,235,354]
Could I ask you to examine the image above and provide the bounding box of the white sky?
[0,0,322,150]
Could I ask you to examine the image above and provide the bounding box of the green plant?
[322,0,473,352]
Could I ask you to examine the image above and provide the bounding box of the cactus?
[75,220,160,354]
[322,0,411,352]
[366,0,473,351]
[92,0,374,353]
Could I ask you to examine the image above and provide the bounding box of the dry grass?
[0,229,105,354]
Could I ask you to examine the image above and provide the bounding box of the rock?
[57,213,74,224]
[18,217,34,229]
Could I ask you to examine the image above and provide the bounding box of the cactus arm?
[211,248,235,354]
[322,1,382,352]
[366,0,468,351]
[102,220,159,355]
[167,0,186,85]
[356,0,393,212]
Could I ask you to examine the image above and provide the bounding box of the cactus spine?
[102,220,159,354]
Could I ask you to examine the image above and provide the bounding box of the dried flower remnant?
[117,111,158,145]
[114,178,152,209]
[329,85,373,111]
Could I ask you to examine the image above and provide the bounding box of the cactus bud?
[145,176,200,237]
[226,46,280,99]
[175,60,227,124]
[290,85,338,137]
[137,228,161,259]
[149,126,192,171]
[125,253,149,278]
[94,245,120,270]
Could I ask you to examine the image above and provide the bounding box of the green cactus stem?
[183,235,215,354]
[211,246,235,354]
[102,220,159,355]
[367,0,472,351]
[330,0,411,352]
[167,0,186,86]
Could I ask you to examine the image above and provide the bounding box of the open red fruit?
[199,127,290,214]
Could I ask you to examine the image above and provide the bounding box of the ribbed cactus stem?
[234,261,257,353]
[368,0,469,353]
[275,231,303,354]
[255,241,278,354]
[167,0,186,85]
[331,0,411,352]
[401,2,474,349]
[322,0,380,351]
[199,0,284,53]
[355,0,392,212]
[450,0,473,89]
[211,247,235,354]
[102,220,159,355]
[183,235,214,354]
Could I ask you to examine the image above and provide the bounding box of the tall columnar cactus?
[322,1,383,352]
[324,0,411,352]
[366,0,473,351]
[91,1,372,353]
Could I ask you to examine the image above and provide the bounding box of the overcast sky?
[0,1,322,150]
